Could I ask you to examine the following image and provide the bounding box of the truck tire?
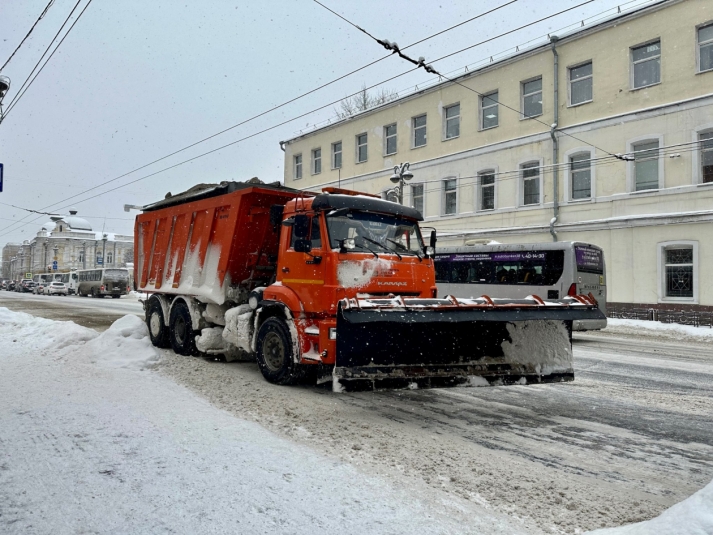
[146,298,170,348]
[256,317,299,385]
[169,301,199,356]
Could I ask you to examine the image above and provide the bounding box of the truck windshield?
[326,211,424,255]
[105,269,129,281]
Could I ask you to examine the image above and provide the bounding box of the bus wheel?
[169,302,198,356]
[256,317,298,385]
[146,299,170,348]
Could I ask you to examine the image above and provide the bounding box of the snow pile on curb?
[604,318,713,343]
[0,307,97,352]
[586,478,713,534]
[75,314,159,371]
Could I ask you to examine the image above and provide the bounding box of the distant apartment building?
[5,211,133,280]
[282,0,713,312]
[1,243,21,279]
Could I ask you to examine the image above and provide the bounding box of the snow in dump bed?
[604,318,713,343]
[586,478,713,534]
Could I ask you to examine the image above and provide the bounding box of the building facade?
[5,210,133,281]
[282,0,713,312]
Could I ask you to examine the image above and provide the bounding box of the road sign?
[52,261,58,270]
[96,258,103,265]
[0,163,3,193]
[25,272,32,279]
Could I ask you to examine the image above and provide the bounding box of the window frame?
[696,21,713,74]
[293,153,303,180]
[520,76,543,120]
[442,177,458,216]
[476,169,496,212]
[384,123,398,156]
[626,135,664,192]
[412,114,427,148]
[331,141,342,170]
[692,124,713,185]
[355,133,368,164]
[630,39,661,90]
[311,147,322,175]
[443,103,461,141]
[519,160,542,206]
[564,147,596,202]
[479,91,499,131]
[657,241,698,304]
[410,183,425,216]
[568,61,593,107]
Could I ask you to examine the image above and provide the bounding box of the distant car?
[19,279,34,293]
[7,281,16,291]
[33,282,45,294]
[47,282,68,296]
[0,281,7,290]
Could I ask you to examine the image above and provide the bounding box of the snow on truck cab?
[134,181,604,391]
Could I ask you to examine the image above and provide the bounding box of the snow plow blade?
[333,295,605,391]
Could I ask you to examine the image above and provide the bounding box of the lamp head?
[389,173,400,183]
[402,170,414,181]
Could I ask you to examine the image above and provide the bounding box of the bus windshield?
[326,211,424,255]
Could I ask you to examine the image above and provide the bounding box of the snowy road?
[1,294,712,533]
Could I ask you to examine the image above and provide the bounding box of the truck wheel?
[256,317,298,385]
[169,302,198,356]
[146,299,170,348]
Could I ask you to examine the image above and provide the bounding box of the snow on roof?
[57,215,92,231]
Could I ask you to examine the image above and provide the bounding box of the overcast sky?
[0,0,647,245]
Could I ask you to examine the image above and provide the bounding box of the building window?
[698,23,713,73]
[411,184,424,215]
[569,62,592,106]
[480,91,498,129]
[633,140,659,191]
[522,78,542,118]
[444,104,460,140]
[521,162,540,205]
[294,154,302,180]
[78,250,84,262]
[478,171,495,210]
[384,123,397,155]
[631,40,660,89]
[356,133,367,163]
[106,252,113,264]
[332,141,342,169]
[312,148,321,175]
[413,114,427,147]
[664,247,694,298]
[443,179,457,215]
[700,131,713,183]
[570,153,592,199]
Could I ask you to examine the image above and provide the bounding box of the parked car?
[33,282,45,294]
[0,280,7,290]
[46,282,68,296]
[7,281,16,291]
[19,279,34,292]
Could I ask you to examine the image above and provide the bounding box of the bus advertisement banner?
[574,246,604,274]
[435,251,547,263]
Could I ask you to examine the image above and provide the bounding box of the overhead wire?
[2,0,91,120]
[0,0,55,73]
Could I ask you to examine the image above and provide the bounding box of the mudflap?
[333,299,603,392]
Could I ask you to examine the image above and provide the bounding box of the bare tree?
[334,84,398,119]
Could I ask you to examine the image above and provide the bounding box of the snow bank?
[604,318,713,343]
[587,478,713,534]
[70,314,159,371]
[0,307,97,352]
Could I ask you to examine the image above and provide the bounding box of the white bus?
[434,241,607,331]
[76,268,131,298]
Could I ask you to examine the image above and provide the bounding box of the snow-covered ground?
[0,308,528,534]
[1,307,711,534]
[601,318,713,344]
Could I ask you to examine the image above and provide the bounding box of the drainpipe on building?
[549,35,560,242]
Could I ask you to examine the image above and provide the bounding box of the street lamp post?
[102,234,108,268]
[82,241,86,269]
[388,162,414,205]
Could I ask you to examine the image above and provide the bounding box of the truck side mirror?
[294,239,312,253]
[293,215,310,238]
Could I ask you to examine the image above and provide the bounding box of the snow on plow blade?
[334,295,605,391]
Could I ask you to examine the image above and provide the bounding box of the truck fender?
[147,294,172,327]
[168,296,206,331]
[254,301,301,363]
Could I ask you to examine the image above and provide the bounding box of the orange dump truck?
[135,181,604,390]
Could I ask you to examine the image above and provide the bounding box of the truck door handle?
[282,267,290,273]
